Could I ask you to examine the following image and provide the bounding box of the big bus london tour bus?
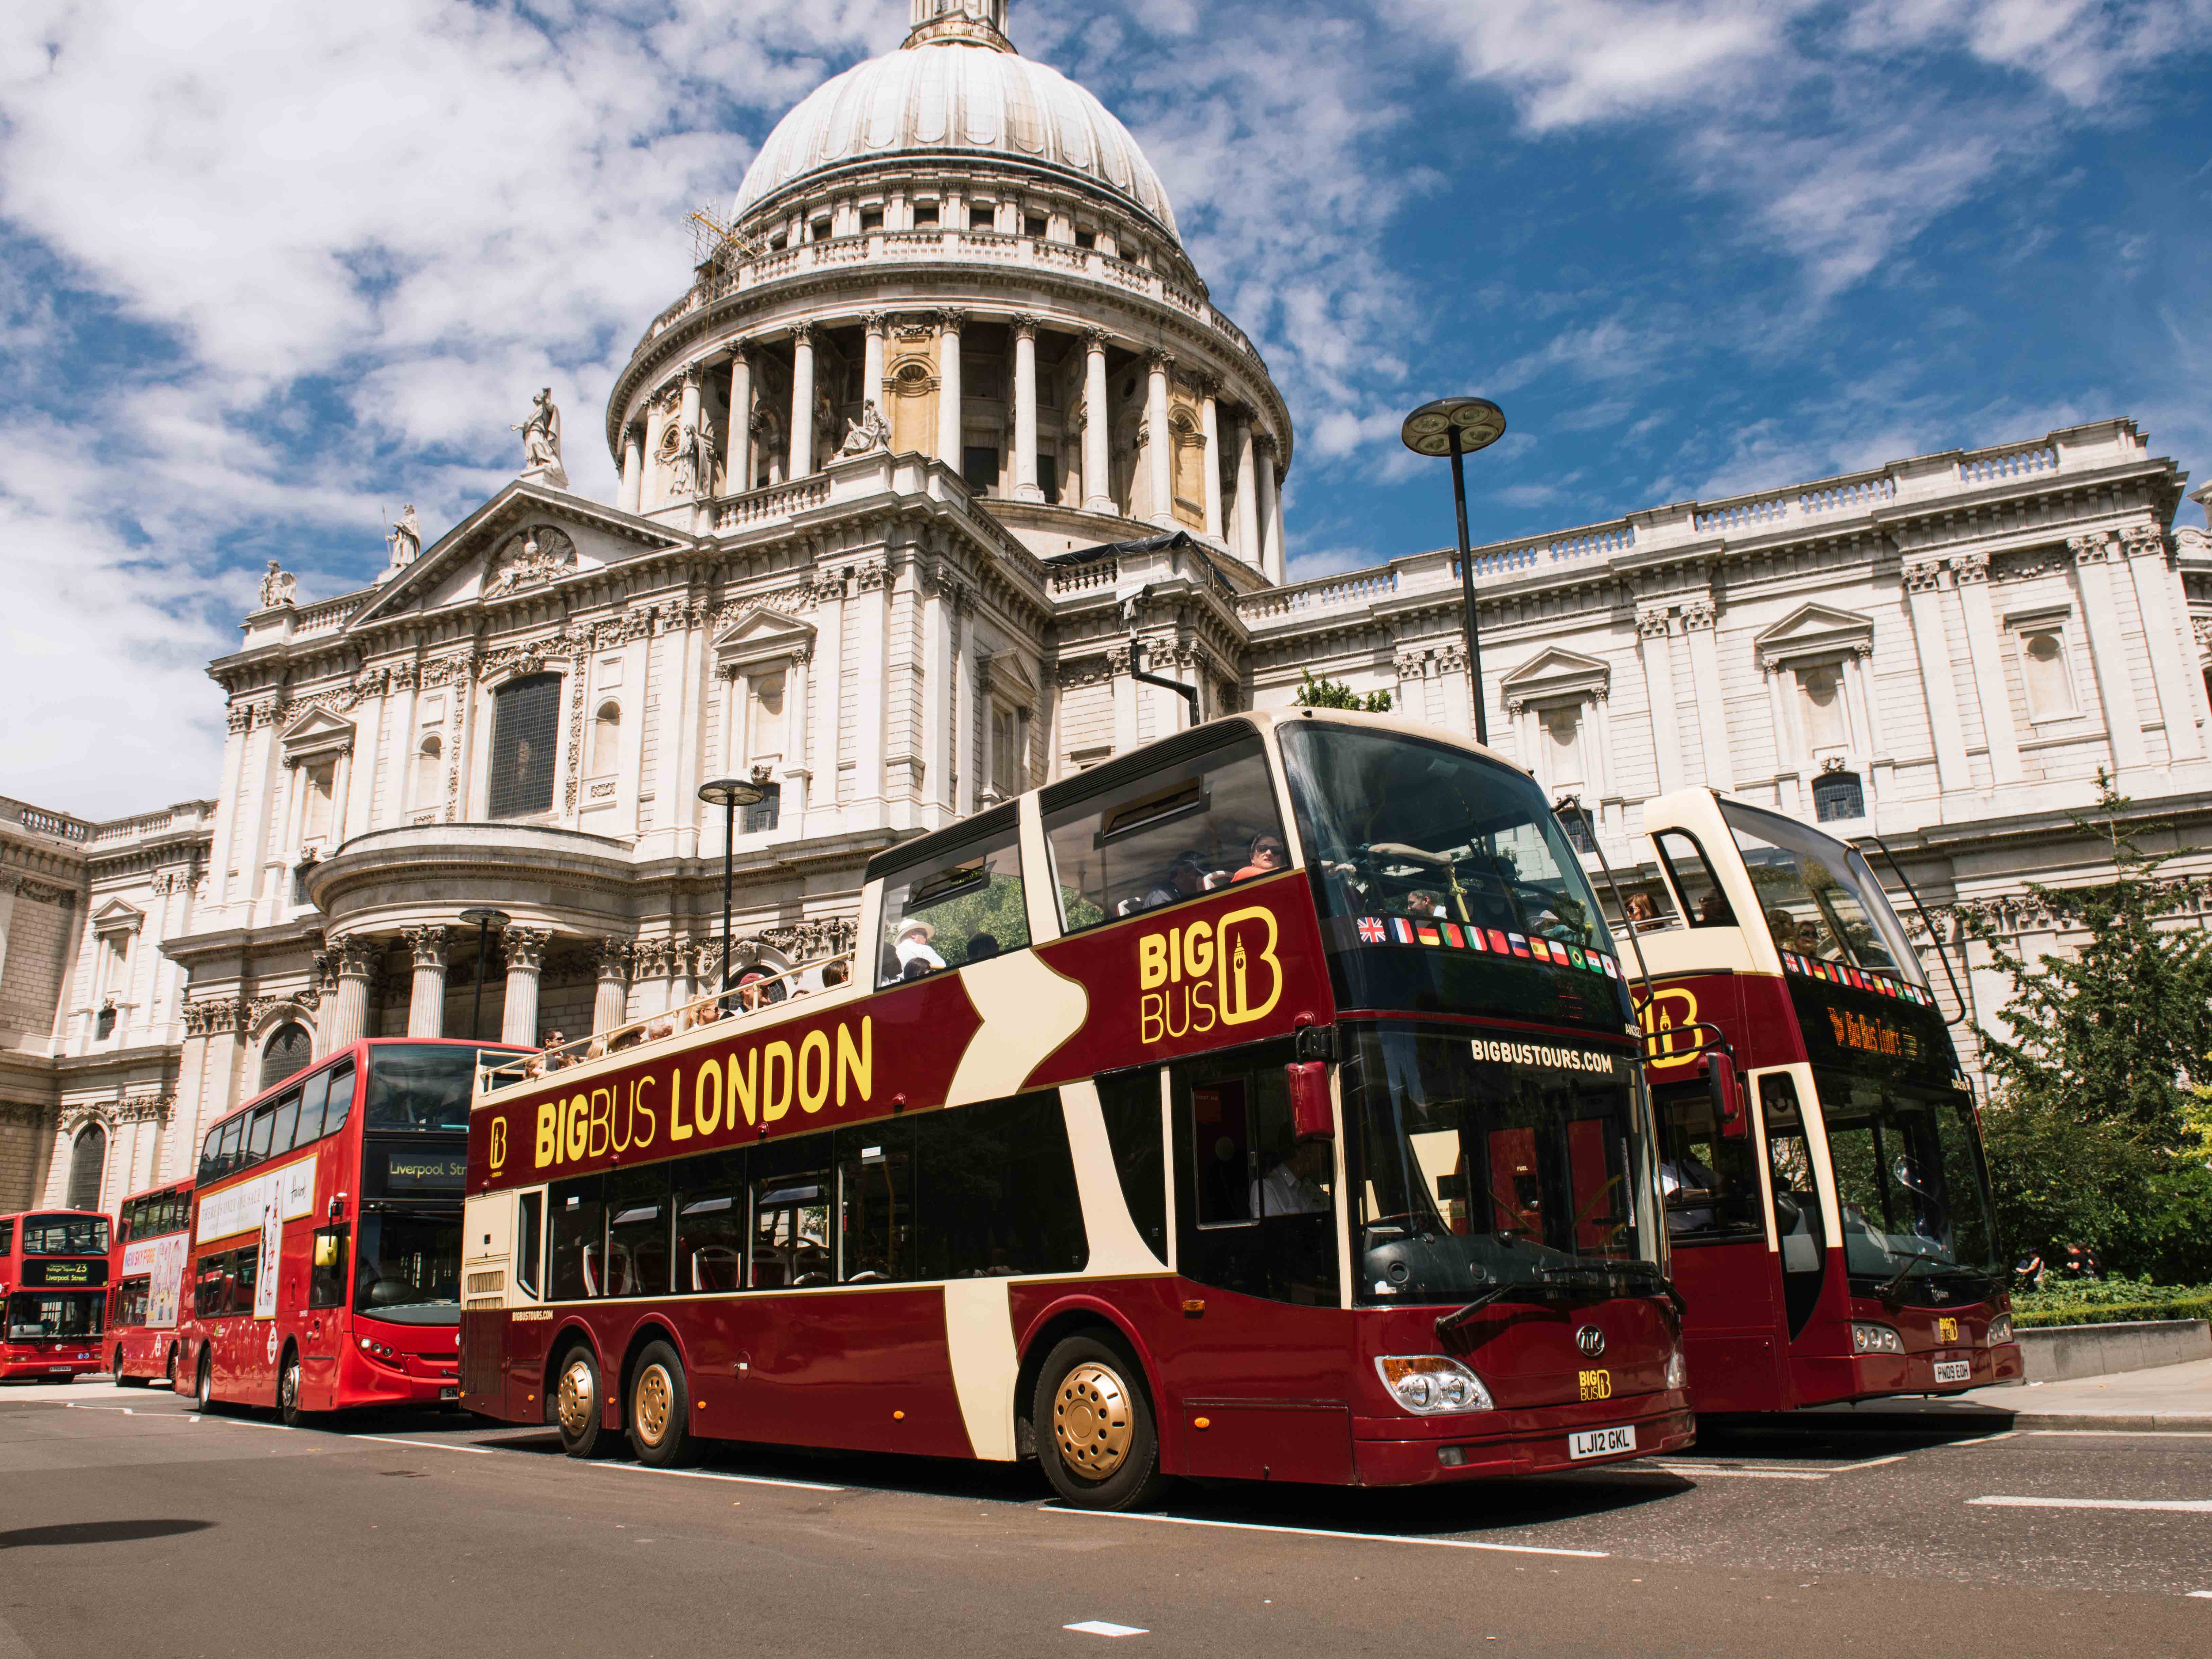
[0,1208,110,1380]
[106,1178,195,1387]
[181,1037,527,1422]
[461,710,1692,1508]
[1624,788,2023,1411]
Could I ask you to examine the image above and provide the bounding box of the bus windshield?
[1282,724,1616,957]
[8,1291,103,1341]
[21,1215,108,1255]
[1719,802,1920,982]
[1348,1025,1657,1306]
[1818,1072,2001,1295]
[354,1209,463,1326]
[366,1046,513,1133]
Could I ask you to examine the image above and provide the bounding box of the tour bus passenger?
[1142,850,1206,910]
[822,958,851,988]
[1232,834,1287,882]
[1251,1136,1332,1216]
[894,919,945,974]
[966,932,1001,962]
[1624,892,1662,930]
[1401,888,1447,918]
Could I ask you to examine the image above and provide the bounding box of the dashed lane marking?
[1647,1465,1830,1480]
[1064,1622,1148,1638]
[593,1460,845,1493]
[2030,1430,2212,1440]
[349,1434,493,1455]
[1970,1496,2212,1514]
[1041,1506,1608,1558]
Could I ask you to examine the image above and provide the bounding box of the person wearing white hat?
[894,917,945,974]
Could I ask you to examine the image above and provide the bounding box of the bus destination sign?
[23,1258,106,1288]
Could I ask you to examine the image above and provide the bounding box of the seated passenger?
[1767,909,1796,950]
[894,919,945,974]
[966,931,1001,962]
[1624,892,1662,930]
[822,958,852,989]
[1251,1136,1332,1216]
[902,956,933,982]
[1232,834,1287,883]
[1142,850,1206,909]
[1698,890,1736,926]
[1401,888,1446,919]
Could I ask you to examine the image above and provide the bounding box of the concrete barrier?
[2019,1319,2212,1382]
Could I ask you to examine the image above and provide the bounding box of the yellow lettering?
[836,1018,871,1108]
[693,1061,721,1138]
[671,1064,696,1142]
[632,1075,658,1149]
[1168,926,1182,984]
[730,1048,759,1126]
[1191,976,1217,1034]
[1216,906,1284,1027]
[1140,991,1164,1045]
[587,1089,613,1159]
[1138,931,1169,990]
[763,1040,794,1122]
[1184,920,1213,980]
[564,1095,588,1162]
[490,1117,509,1174]
[535,1103,557,1168]
[1164,984,1190,1038]
[798,1030,831,1114]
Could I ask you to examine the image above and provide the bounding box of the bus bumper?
[1350,1401,1695,1485]
[0,1353,98,1379]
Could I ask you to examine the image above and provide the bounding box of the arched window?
[414,733,443,805]
[488,673,562,819]
[260,1022,312,1090]
[66,1125,107,1212]
[590,701,621,777]
[1557,806,1597,855]
[1812,770,1865,823]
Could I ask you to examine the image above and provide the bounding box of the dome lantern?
[908,0,1012,51]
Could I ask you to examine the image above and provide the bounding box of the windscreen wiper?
[1876,1252,1946,1303]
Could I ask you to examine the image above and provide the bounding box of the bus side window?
[836,1122,914,1284]
[514,1192,545,1299]
[321,1062,357,1137]
[671,1153,742,1294]
[1655,831,1735,928]
[910,1092,1087,1279]
[215,1117,244,1178]
[194,1256,227,1319]
[268,1090,303,1159]
[309,1227,348,1309]
[750,1140,832,1288]
[606,1164,673,1299]
[228,1246,258,1316]
[244,1104,278,1166]
[291,1070,331,1150]
[1651,1079,1763,1244]
[873,804,1028,988]
[1172,1045,1338,1307]
[548,1175,605,1302]
[1758,1072,1828,1339]
[1096,1069,1167,1262]
[199,1129,221,1185]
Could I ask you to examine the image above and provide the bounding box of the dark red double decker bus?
[181,1037,526,1421]
[107,1179,194,1387]
[1,1209,110,1380]
[1623,789,2023,1411]
[462,710,1692,1507]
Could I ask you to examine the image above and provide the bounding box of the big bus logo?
[1634,986,1703,1071]
[1137,905,1284,1044]
[488,1118,508,1177]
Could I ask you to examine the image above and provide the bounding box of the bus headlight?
[1850,1322,1904,1356]
[1665,1346,1689,1391]
[1375,1356,1494,1415]
[1986,1314,2013,1345]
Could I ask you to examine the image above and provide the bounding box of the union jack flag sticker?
[1356,916,1387,944]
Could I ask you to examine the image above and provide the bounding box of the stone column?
[2067,532,2149,771]
[1638,607,1685,795]
[1083,329,1112,513]
[591,938,632,1036]
[321,936,375,1053]
[1198,378,1224,541]
[789,324,817,478]
[1144,351,1174,527]
[500,927,549,1047]
[728,347,754,494]
[678,366,703,495]
[1951,552,2024,785]
[862,312,887,417]
[402,925,449,1039]
[619,425,644,514]
[936,310,965,469]
[1232,414,1259,568]
[1254,436,1283,582]
[642,396,669,512]
[1682,600,1732,791]
[923,573,953,817]
[1012,314,1043,502]
[783,644,813,823]
[2123,528,2204,762]
[1901,559,1973,790]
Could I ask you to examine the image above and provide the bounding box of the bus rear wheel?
[113,1348,146,1388]
[278,1348,314,1428]
[554,1347,608,1459]
[164,1345,179,1390]
[194,1351,216,1413]
[628,1341,699,1469]
[1032,1334,1165,1512]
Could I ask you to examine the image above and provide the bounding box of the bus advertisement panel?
[1,1210,111,1380]
[1628,789,2023,1412]
[181,1038,527,1423]
[462,711,1692,1508]
[108,1180,194,1386]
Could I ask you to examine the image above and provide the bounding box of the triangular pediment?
[92,897,144,931]
[346,482,696,631]
[714,606,816,669]
[1501,647,1609,710]
[1754,602,1873,667]
[279,707,355,748]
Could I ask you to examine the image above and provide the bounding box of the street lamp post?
[458,908,510,1042]
[697,778,766,1007]
[1401,397,1507,745]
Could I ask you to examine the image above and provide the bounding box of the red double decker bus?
[1625,789,2023,1410]
[463,711,1692,1507]
[106,1179,194,1387]
[1,1209,110,1380]
[181,1037,527,1421]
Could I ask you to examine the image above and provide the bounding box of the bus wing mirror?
[1287,1062,1334,1142]
[1706,1052,1748,1140]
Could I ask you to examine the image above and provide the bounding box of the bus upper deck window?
[875,805,1030,988]
[1655,832,1734,928]
[1041,733,1283,934]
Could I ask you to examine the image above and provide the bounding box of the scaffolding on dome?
[687,206,760,288]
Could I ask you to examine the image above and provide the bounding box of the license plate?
[1932,1359,1972,1385]
[1569,1425,1637,1460]
[50,1365,73,1373]
[439,1387,458,1401]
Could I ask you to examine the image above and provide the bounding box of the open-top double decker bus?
[181,1037,527,1421]
[107,1178,194,1387]
[1,1209,110,1380]
[1626,788,2022,1411]
[462,710,1692,1508]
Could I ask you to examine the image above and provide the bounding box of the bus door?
[1166,1040,1351,1485]
[1754,1071,1831,1369]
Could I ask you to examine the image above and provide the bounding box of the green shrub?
[2011,1292,2212,1329]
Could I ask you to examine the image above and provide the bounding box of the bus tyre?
[114,1348,146,1388]
[628,1341,699,1469]
[554,1347,608,1459]
[194,1351,216,1414]
[164,1345,179,1390]
[1033,1334,1165,1512]
[278,1348,314,1428]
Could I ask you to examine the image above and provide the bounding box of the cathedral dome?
[731,1,1178,242]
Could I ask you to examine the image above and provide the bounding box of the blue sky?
[4,0,2209,815]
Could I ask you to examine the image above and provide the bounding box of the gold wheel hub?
[634,1364,674,1448]
[1053,1362,1134,1479]
[556,1359,596,1438]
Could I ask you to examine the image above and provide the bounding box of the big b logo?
[1136,904,1284,1044]
[1636,985,1703,1070]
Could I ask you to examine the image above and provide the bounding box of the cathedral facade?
[5,0,2211,1211]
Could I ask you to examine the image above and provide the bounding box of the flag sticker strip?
[1338,917,1620,984]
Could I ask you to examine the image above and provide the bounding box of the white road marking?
[61,1405,136,1414]
[1041,1506,1607,1558]
[1970,1496,2212,1514]
[2030,1430,2212,1440]
[1834,1453,1910,1470]
[348,1434,494,1455]
[593,1460,844,1493]
[2188,1591,2212,1599]
[1648,1465,1829,1481]
[1064,1622,1148,1638]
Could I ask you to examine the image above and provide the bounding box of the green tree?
[1293,670,1391,713]
[1970,775,2212,1279]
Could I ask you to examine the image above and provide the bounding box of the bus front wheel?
[278,1347,314,1428]
[194,1351,216,1414]
[628,1341,700,1469]
[554,1348,608,1459]
[1032,1334,1165,1512]
[113,1348,146,1388]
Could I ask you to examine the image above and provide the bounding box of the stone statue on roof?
[512,388,569,487]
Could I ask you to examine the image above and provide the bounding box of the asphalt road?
[2,1381,2207,1659]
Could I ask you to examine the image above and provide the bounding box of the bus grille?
[466,1271,504,1295]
